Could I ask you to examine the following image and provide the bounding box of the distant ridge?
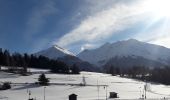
[78,39,170,67]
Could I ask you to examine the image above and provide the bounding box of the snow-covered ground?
[0,69,170,100]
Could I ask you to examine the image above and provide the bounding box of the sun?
[144,0,170,18]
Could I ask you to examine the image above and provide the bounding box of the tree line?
[0,48,80,74]
[105,65,170,85]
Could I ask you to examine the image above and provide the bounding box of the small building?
[28,98,36,100]
[109,92,118,98]
[69,93,77,100]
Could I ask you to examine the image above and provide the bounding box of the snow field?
[0,70,170,100]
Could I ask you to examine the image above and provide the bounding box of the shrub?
[0,82,11,90]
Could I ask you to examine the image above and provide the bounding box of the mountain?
[77,39,170,67]
[35,45,75,59]
[104,56,165,68]
[57,56,99,72]
[35,45,98,72]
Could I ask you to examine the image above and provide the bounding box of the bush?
[0,82,11,90]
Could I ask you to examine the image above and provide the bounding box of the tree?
[50,61,70,74]
[107,66,120,76]
[38,73,49,86]
[71,64,80,74]
[0,48,3,70]
[3,50,10,66]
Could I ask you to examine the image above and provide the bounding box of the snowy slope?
[0,69,170,100]
[35,45,75,59]
[78,39,170,66]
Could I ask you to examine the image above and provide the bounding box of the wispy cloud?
[24,0,58,38]
[80,43,99,51]
[23,0,58,52]
[146,30,170,48]
[55,0,170,52]
[150,37,170,48]
[56,0,146,49]
[133,17,170,48]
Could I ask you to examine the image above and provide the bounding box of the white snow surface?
[0,69,170,100]
[78,39,170,66]
[35,45,75,59]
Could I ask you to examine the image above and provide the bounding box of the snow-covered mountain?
[77,39,170,67]
[35,45,75,59]
[35,45,98,71]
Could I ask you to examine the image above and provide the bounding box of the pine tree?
[38,73,49,86]
[71,64,80,74]
[0,48,3,70]
[3,50,10,66]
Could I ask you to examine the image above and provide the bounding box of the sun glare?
[145,0,170,18]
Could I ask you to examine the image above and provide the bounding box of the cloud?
[23,0,58,52]
[80,43,98,51]
[24,0,58,38]
[150,37,170,48]
[56,0,145,48]
[132,18,170,48]
[146,30,170,48]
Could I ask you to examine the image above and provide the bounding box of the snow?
[35,45,75,60]
[53,45,75,56]
[77,39,170,66]
[0,69,170,100]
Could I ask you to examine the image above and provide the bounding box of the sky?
[0,0,170,54]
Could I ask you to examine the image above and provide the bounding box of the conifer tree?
[38,73,49,86]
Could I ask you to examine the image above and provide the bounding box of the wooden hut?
[109,92,118,98]
[69,94,77,100]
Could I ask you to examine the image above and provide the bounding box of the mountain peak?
[127,38,138,41]
[35,45,75,59]
[101,42,111,47]
[52,45,65,51]
[125,39,140,43]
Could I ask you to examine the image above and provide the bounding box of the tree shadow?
[12,84,41,90]
[67,85,85,90]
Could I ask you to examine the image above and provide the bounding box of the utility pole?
[105,86,108,100]
[44,87,46,100]
[28,90,31,100]
[97,79,99,100]
[139,87,141,99]
[82,76,86,86]
[144,82,147,99]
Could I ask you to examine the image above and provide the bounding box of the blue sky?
[0,0,170,54]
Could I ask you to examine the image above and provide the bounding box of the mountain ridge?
[77,39,170,67]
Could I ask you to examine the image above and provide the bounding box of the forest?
[105,65,170,85]
[0,48,80,74]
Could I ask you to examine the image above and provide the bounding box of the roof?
[110,92,118,94]
[69,94,77,96]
